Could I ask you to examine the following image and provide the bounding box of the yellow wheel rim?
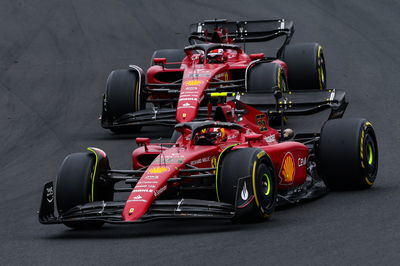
[263,173,271,196]
[368,143,374,165]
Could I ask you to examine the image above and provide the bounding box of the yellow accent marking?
[277,67,281,89]
[135,81,139,112]
[317,46,324,90]
[87,148,99,203]
[182,113,187,118]
[210,92,228,97]
[257,151,265,159]
[366,121,372,127]
[264,173,271,196]
[185,80,202,86]
[368,144,373,165]
[252,161,260,207]
[360,130,365,160]
[215,144,239,202]
[211,157,217,168]
[149,167,169,173]
[365,177,374,186]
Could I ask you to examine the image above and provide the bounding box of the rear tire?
[247,62,287,126]
[217,148,277,222]
[282,42,326,90]
[247,62,287,93]
[56,153,110,229]
[102,69,145,133]
[317,118,378,190]
[150,49,185,69]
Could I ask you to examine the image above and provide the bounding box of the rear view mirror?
[153,58,167,65]
[136,138,150,151]
[249,53,265,60]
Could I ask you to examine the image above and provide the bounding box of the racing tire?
[247,62,287,93]
[281,42,326,90]
[150,49,185,69]
[102,69,145,133]
[56,153,111,229]
[247,62,287,126]
[317,118,378,190]
[217,148,277,222]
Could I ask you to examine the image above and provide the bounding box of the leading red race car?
[39,93,378,228]
[101,19,327,133]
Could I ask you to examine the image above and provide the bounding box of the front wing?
[39,182,235,225]
[39,176,328,224]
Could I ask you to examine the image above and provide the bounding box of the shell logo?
[148,167,170,174]
[185,80,203,86]
[279,152,295,185]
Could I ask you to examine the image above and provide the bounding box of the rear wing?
[229,89,348,120]
[189,19,294,57]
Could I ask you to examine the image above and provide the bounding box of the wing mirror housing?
[136,137,150,151]
[249,53,265,60]
[244,134,263,146]
[153,57,167,66]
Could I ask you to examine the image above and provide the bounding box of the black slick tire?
[56,153,104,229]
[102,69,145,133]
[217,148,277,222]
[317,118,378,190]
[282,42,326,90]
[247,62,287,93]
[247,62,287,126]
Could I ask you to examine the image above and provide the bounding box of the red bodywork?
[124,100,308,222]
[146,34,288,124]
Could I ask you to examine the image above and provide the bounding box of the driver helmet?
[196,127,226,145]
[207,49,224,63]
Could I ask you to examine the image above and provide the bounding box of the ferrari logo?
[279,152,295,185]
[185,80,203,86]
[148,167,170,174]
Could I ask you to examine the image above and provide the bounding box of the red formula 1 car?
[39,94,378,228]
[101,19,327,133]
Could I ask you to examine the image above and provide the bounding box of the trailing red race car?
[101,19,327,133]
[39,93,378,228]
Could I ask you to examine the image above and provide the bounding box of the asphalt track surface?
[1,0,400,265]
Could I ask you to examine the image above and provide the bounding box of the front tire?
[317,118,378,190]
[217,148,277,222]
[102,69,145,133]
[56,153,111,229]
